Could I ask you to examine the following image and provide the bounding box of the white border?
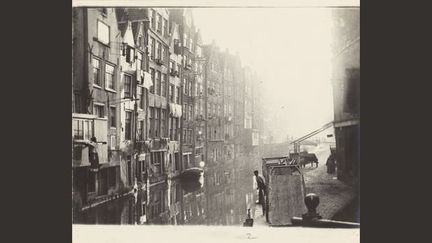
[73,0,360,7]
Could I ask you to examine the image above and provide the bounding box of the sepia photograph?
[72,0,359,241]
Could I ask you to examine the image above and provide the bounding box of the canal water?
[76,167,257,226]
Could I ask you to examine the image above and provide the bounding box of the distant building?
[330,8,360,187]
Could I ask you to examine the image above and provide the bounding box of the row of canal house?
[72,7,264,225]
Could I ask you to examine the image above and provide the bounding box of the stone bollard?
[302,193,323,222]
[291,193,360,228]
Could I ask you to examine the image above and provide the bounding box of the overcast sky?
[193,8,335,142]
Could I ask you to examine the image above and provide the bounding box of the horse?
[297,153,319,168]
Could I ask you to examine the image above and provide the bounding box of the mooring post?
[243,208,254,227]
[302,193,323,222]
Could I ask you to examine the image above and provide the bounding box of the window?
[140,89,145,109]
[183,33,188,48]
[176,87,180,104]
[169,85,174,102]
[92,58,101,86]
[137,87,143,109]
[174,152,180,171]
[110,106,116,127]
[149,107,154,138]
[163,18,168,36]
[124,74,132,98]
[73,119,93,140]
[94,104,105,118]
[184,56,189,68]
[156,41,161,60]
[161,74,167,97]
[97,20,109,45]
[162,46,166,63]
[189,105,193,121]
[125,111,132,140]
[137,120,144,140]
[189,82,193,97]
[74,93,81,113]
[157,14,162,33]
[169,61,174,72]
[126,46,135,63]
[150,68,155,93]
[161,109,166,137]
[187,129,192,144]
[151,151,164,174]
[169,117,175,140]
[149,37,155,60]
[110,135,116,150]
[105,64,115,90]
[136,52,142,70]
[138,36,143,48]
[183,104,187,120]
[156,71,161,95]
[151,10,156,29]
[177,64,182,76]
[155,108,160,137]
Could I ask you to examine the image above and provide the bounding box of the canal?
[75,166,257,226]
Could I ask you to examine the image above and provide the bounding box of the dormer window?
[123,43,135,64]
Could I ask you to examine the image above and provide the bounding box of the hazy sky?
[193,8,335,142]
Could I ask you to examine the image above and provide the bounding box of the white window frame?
[105,63,116,91]
[93,103,105,118]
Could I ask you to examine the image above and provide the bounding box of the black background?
[2,0,431,242]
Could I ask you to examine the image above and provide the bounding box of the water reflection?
[76,168,254,226]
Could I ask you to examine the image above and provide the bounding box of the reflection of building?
[331,9,360,187]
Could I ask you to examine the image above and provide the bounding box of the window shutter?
[122,44,126,56]
[126,46,131,62]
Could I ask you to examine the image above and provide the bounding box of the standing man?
[326,149,336,174]
[254,170,267,215]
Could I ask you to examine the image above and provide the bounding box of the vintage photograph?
[72,0,359,240]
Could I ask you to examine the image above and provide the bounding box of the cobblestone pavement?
[302,145,356,219]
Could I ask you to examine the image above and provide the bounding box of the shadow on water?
[76,169,255,226]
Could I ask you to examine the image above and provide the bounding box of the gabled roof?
[131,22,140,39]
[118,22,128,38]
[123,8,148,22]
[115,8,127,23]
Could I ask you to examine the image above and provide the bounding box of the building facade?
[72,7,264,225]
[331,8,360,187]
[72,7,122,206]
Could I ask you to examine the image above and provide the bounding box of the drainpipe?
[83,7,90,114]
[179,23,184,173]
